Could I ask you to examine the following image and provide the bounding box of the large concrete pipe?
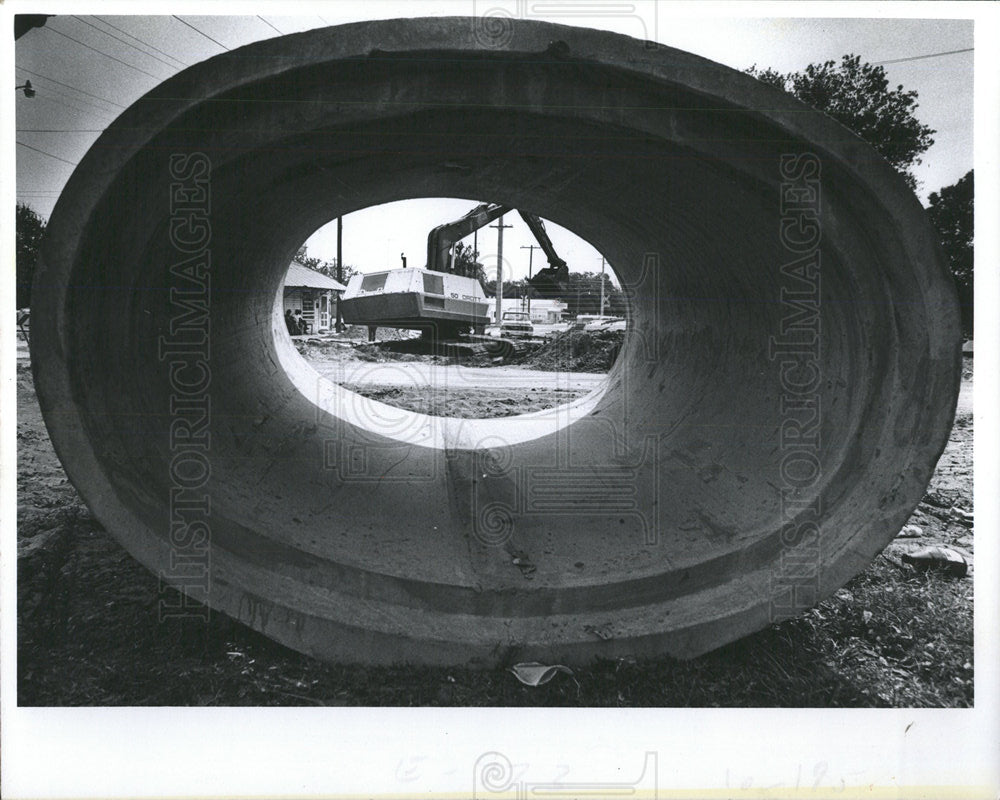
[32,18,961,665]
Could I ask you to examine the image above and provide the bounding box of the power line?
[173,16,230,51]
[15,77,117,116]
[17,80,118,120]
[17,141,78,166]
[257,16,283,36]
[16,67,125,109]
[43,22,167,81]
[94,16,190,68]
[874,47,973,66]
[17,128,105,133]
[25,91,106,120]
[15,74,119,120]
[72,15,185,73]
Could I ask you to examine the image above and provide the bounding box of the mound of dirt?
[294,338,436,364]
[516,329,623,373]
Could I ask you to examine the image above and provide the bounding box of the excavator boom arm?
[518,211,570,296]
[517,211,566,270]
[425,203,571,296]
[426,202,510,273]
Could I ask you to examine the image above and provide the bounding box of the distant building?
[487,297,566,324]
[281,262,347,333]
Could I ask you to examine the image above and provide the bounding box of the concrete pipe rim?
[31,17,962,666]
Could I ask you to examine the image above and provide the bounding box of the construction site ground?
[300,342,600,419]
[293,327,622,417]
[15,327,974,706]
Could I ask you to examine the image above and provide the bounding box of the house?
[281,262,347,333]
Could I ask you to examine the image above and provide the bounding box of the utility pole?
[335,215,344,332]
[521,244,539,321]
[599,255,606,317]
[490,215,512,325]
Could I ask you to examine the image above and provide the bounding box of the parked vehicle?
[570,314,622,331]
[500,311,534,338]
[584,316,626,332]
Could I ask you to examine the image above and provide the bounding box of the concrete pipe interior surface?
[32,17,961,666]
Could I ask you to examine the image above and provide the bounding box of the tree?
[451,242,484,281]
[293,244,321,271]
[747,55,935,191]
[482,270,626,316]
[16,203,46,308]
[314,260,357,286]
[927,170,973,337]
[293,244,357,286]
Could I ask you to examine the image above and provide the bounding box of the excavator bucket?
[526,263,570,297]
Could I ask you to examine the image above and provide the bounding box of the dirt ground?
[295,333,603,417]
[15,349,974,707]
[340,383,588,418]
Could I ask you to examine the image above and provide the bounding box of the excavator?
[339,202,571,340]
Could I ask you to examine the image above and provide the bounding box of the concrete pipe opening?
[32,18,961,666]
[283,198,622,421]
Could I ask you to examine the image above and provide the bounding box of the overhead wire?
[72,15,185,73]
[15,66,126,109]
[23,91,107,120]
[94,15,191,67]
[16,28,972,206]
[42,22,167,81]
[257,16,284,36]
[17,141,78,167]
[16,80,118,120]
[172,16,230,51]
[874,47,973,66]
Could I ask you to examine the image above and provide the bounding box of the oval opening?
[273,198,627,433]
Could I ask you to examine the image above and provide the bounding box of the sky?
[14,7,974,282]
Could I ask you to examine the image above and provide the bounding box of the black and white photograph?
[3,2,997,798]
